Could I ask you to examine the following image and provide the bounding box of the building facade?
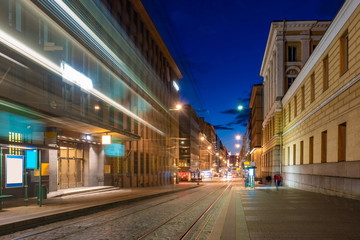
[0,0,182,199]
[260,19,330,178]
[249,84,263,179]
[178,104,200,172]
[199,117,216,172]
[281,0,360,199]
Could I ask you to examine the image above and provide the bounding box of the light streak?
[0,29,165,136]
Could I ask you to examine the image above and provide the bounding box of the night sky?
[141,0,345,154]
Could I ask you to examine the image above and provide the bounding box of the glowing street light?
[235,135,241,141]
[200,136,205,141]
[238,105,243,110]
[235,143,240,148]
[176,104,182,110]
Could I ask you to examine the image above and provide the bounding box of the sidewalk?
[0,183,199,236]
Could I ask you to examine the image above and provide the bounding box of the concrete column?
[272,53,277,102]
[301,38,311,65]
[276,38,284,97]
[88,144,105,186]
[45,127,58,192]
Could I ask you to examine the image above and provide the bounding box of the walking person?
[274,174,281,190]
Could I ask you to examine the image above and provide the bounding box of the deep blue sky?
[142,0,344,154]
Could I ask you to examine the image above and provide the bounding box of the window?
[288,77,296,89]
[310,73,315,102]
[338,122,346,162]
[323,56,329,91]
[140,153,144,174]
[288,46,297,62]
[293,144,296,165]
[321,131,327,163]
[301,86,305,111]
[134,151,138,174]
[289,103,291,122]
[300,141,304,165]
[294,95,297,117]
[340,32,349,74]
[288,147,290,165]
[309,136,314,164]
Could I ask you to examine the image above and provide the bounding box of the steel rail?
[137,181,232,240]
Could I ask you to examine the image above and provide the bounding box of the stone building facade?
[281,0,360,199]
[260,20,331,179]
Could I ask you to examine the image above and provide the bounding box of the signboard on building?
[5,155,24,188]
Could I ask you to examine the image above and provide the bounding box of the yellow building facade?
[282,0,360,199]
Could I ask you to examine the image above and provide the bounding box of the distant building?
[249,84,263,179]
[179,104,200,172]
[199,118,216,171]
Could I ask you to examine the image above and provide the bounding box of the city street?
[2,178,360,239]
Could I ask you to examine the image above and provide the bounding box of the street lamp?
[170,104,182,111]
[235,135,241,141]
[235,143,240,148]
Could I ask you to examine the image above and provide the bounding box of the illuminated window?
[9,132,23,155]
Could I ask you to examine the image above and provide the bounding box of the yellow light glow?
[200,137,205,141]
[235,143,240,148]
[208,146,211,150]
[236,135,241,140]
[176,104,182,110]
[94,105,100,110]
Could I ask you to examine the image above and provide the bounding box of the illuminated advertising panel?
[6,155,24,188]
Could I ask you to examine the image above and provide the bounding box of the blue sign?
[26,149,37,169]
[104,143,125,157]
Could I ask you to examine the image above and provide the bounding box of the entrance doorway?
[58,143,84,189]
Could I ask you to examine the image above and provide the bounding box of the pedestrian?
[274,174,281,189]
[266,175,271,185]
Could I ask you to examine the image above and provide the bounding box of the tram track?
[137,181,233,240]
[9,183,228,240]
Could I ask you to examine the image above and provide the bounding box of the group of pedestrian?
[266,173,282,189]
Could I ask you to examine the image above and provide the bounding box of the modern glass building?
[0,0,182,198]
